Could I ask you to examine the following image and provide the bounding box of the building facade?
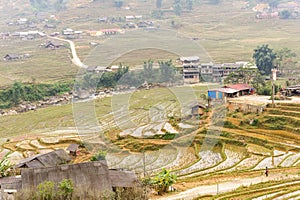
[180,56,200,84]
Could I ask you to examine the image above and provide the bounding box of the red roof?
[225,84,252,91]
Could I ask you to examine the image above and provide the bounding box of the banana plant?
[0,152,12,177]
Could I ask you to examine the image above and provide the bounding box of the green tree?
[268,0,280,8]
[156,0,162,8]
[158,60,175,83]
[253,44,277,75]
[151,168,177,195]
[11,82,23,106]
[174,0,182,16]
[209,0,221,5]
[186,0,193,10]
[274,47,297,72]
[280,10,291,19]
[143,60,154,81]
[114,0,124,8]
[224,68,256,84]
[251,71,266,92]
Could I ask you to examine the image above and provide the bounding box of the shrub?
[36,181,55,200]
[90,150,107,161]
[58,179,74,200]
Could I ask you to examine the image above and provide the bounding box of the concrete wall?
[228,102,265,113]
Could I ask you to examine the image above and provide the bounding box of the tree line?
[0,82,72,108]
[253,44,297,76]
[77,60,179,91]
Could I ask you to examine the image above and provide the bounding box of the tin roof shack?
[44,41,65,49]
[3,54,20,61]
[208,88,239,100]
[67,144,79,156]
[285,85,300,96]
[15,149,71,169]
[225,84,254,96]
[180,56,200,84]
[191,103,206,116]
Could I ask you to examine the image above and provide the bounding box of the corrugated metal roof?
[225,84,252,91]
[180,56,199,62]
[209,88,239,94]
[217,88,239,94]
[15,149,71,168]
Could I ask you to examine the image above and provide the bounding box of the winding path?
[48,35,87,68]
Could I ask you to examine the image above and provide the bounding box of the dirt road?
[156,173,299,200]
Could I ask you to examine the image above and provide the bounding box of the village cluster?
[254,1,300,19]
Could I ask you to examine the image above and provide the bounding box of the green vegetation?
[58,179,74,200]
[253,44,277,75]
[150,168,177,195]
[90,150,107,161]
[30,0,67,11]
[36,180,55,200]
[0,152,12,177]
[0,81,72,108]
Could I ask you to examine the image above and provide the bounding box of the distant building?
[44,24,57,29]
[63,28,74,35]
[89,29,123,36]
[208,84,254,100]
[16,18,28,25]
[44,41,65,49]
[98,17,108,23]
[66,144,79,156]
[200,62,251,82]
[256,12,279,19]
[191,103,206,116]
[180,56,200,84]
[200,62,214,81]
[3,54,20,61]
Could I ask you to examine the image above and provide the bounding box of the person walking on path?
[265,167,269,177]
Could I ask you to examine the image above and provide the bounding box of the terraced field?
[0,88,299,199]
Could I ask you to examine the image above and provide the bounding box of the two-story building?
[180,56,200,84]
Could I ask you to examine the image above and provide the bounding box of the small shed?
[285,85,300,96]
[45,41,64,49]
[3,54,20,61]
[66,144,79,156]
[191,103,206,116]
[224,84,254,96]
[15,149,71,169]
[208,88,239,100]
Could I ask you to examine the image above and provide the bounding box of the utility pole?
[272,79,275,108]
[271,68,277,108]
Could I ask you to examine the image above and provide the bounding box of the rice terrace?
[0,0,299,199]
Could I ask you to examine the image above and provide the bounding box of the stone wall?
[21,161,112,191]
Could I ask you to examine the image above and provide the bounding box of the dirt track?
[156,173,300,200]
